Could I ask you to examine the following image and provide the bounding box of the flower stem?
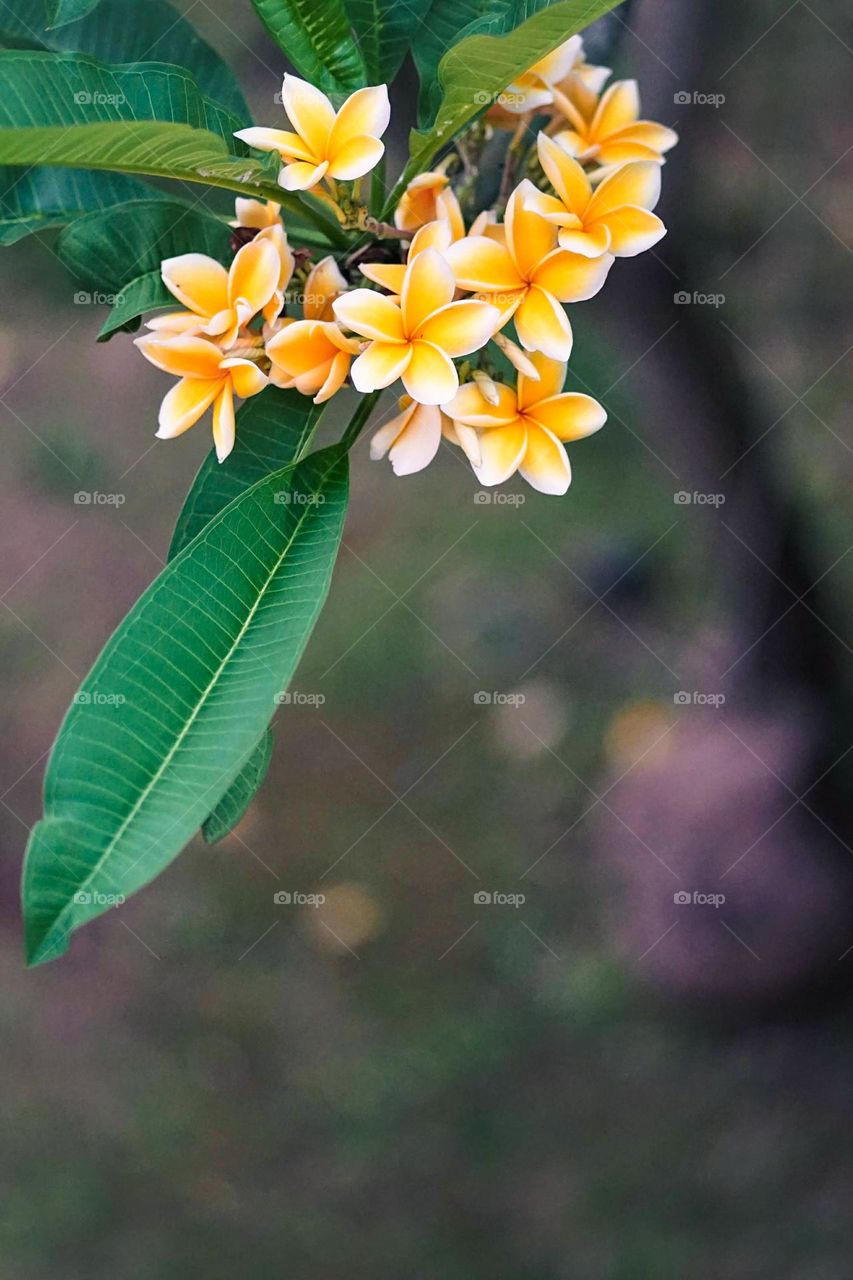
[339,390,382,452]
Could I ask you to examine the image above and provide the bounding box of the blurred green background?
[1,1,852,1276]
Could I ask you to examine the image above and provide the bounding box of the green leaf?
[201,729,274,844]
[349,0,422,82]
[46,0,100,29]
[0,1,251,240]
[169,387,325,843]
[55,197,232,334]
[22,445,350,966]
[250,0,366,94]
[385,0,623,214]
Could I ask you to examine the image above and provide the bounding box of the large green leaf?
[169,387,326,844]
[0,121,351,245]
[0,2,250,241]
[56,198,232,336]
[385,0,623,214]
[250,0,366,94]
[22,445,350,965]
[0,0,250,118]
[349,0,422,82]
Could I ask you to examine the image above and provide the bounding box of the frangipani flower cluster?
[137,42,676,495]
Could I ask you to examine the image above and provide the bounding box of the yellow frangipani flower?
[444,352,606,495]
[230,197,283,230]
[358,218,454,298]
[135,333,268,462]
[370,397,451,476]
[265,255,358,404]
[551,78,678,169]
[444,179,613,361]
[145,237,281,346]
[496,34,590,116]
[235,74,390,192]
[394,170,465,240]
[332,247,500,406]
[530,135,667,258]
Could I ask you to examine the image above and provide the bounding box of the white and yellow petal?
[444,235,523,293]
[416,299,499,357]
[531,247,614,302]
[211,381,236,462]
[514,286,573,360]
[334,288,405,342]
[156,376,223,439]
[474,421,527,486]
[351,340,412,392]
[328,84,390,153]
[234,126,316,162]
[518,421,572,494]
[278,159,329,191]
[281,74,335,156]
[402,340,458,405]
[160,253,229,320]
[401,248,456,334]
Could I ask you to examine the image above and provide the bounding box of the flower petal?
[518,422,572,495]
[278,159,329,191]
[228,237,280,320]
[587,160,662,217]
[592,206,666,256]
[532,247,614,301]
[360,262,406,295]
[445,420,482,467]
[314,349,351,403]
[156,376,222,438]
[281,74,334,155]
[333,288,405,342]
[402,340,458,405]
[444,381,519,428]
[514,286,573,360]
[233,196,281,228]
[329,84,390,153]
[145,310,204,334]
[351,341,413,392]
[233,127,315,162]
[304,255,348,319]
[549,222,611,257]
[417,299,499,356]
[611,121,679,154]
[526,391,606,440]
[537,134,591,217]
[388,402,442,475]
[212,382,236,462]
[517,352,565,410]
[160,253,228,319]
[401,248,456,334]
[220,357,268,400]
[444,235,522,292]
[328,134,385,180]
[505,180,558,278]
[474,421,528,486]
[591,79,640,137]
[136,333,224,379]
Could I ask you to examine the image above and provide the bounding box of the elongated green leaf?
[349,0,421,82]
[23,445,349,966]
[0,2,250,240]
[202,729,274,844]
[56,198,232,335]
[170,387,325,843]
[385,0,622,213]
[46,0,100,28]
[250,0,366,94]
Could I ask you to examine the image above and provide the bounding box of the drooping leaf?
[45,0,101,28]
[201,728,274,844]
[250,0,366,94]
[349,0,422,83]
[22,445,350,966]
[169,386,325,843]
[0,168,160,245]
[385,0,623,214]
[56,198,232,335]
